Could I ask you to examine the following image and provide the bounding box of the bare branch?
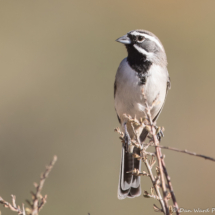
[161,158,180,214]
[115,90,181,214]
[115,90,183,214]
[0,156,57,215]
[142,93,170,214]
[154,145,215,162]
[144,159,166,212]
[128,114,167,214]
[29,155,57,215]
[0,195,26,215]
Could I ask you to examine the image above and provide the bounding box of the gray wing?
[114,80,121,124]
[140,76,171,142]
[152,76,171,122]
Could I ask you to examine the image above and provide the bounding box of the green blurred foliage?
[0,0,215,214]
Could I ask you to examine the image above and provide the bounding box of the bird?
[114,30,170,199]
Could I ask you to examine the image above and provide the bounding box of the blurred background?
[0,0,215,214]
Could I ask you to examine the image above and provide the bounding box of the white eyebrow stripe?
[133,44,154,60]
[130,31,164,51]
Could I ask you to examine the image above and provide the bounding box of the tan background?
[0,0,215,214]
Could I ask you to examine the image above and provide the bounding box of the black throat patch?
[126,44,152,85]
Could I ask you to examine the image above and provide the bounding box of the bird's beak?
[116,34,131,44]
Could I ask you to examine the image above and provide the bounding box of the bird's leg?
[123,122,131,153]
[155,126,164,142]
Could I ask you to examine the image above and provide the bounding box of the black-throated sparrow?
[114,30,170,199]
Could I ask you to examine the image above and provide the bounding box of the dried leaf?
[169,205,174,214]
[153,204,163,212]
[166,192,171,201]
[156,167,160,175]
[132,153,141,160]
[143,191,150,198]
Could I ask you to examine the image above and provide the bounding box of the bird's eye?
[137,36,145,42]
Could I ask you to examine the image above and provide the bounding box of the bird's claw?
[155,126,164,142]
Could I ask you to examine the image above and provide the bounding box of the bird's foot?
[155,126,164,142]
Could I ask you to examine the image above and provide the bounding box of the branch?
[161,158,180,214]
[154,145,215,162]
[0,156,57,215]
[115,90,181,214]
[0,195,26,215]
[27,155,57,215]
[122,113,167,214]
[144,159,166,211]
[143,92,170,215]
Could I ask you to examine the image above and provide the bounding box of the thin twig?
[0,195,26,215]
[129,117,167,213]
[0,156,57,215]
[115,91,180,214]
[153,137,169,214]
[161,158,180,214]
[144,159,166,211]
[155,145,215,162]
[143,96,169,215]
[30,155,57,215]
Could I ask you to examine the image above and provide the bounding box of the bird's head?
[116,30,167,66]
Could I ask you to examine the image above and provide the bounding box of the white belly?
[114,58,168,124]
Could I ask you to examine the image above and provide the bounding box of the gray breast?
[114,58,168,124]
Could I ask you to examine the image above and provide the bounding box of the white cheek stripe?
[133,44,154,60]
[131,31,164,51]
